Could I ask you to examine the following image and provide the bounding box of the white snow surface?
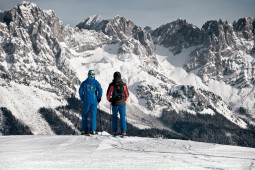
[0,79,65,135]
[0,133,254,170]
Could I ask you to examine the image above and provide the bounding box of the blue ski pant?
[81,103,97,132]
[112,105,127,132]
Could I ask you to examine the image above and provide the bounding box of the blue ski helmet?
[88,70,95,78]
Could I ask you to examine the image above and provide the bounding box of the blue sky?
[1,0,254,29]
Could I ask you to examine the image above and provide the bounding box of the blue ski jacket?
[79,77,103,104]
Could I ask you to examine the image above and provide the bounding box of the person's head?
[88,70,95,78]
[113,71,121,80]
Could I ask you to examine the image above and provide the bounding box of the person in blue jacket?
[79,70,102,135]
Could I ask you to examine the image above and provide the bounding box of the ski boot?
[80,131,89,135]
[90,131,97,135]
[121,131,126,137]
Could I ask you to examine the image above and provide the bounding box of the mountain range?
[0,1,254,147]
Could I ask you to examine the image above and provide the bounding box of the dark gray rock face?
[0,1,79,96]
[152,18,255,88]
[152,19,202,55]
[233,18,254,41]
[77,15,154,57]
[195,18,255,87]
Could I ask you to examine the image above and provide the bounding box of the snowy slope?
[0,79,65,134]
[67,43,247,128]
[67,43,173,130]
[0,42,247,135]
[0,134,254,170]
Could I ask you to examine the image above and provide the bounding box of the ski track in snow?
[0,134,255,170]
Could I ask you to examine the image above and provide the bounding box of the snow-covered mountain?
[152,18,255,88]
[152,18,255,115]
[0,1,254,147]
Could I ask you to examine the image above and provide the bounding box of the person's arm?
[123,84,129,101]
[106,85,114,102]
[79,82,85,100]
[96,81,103,102]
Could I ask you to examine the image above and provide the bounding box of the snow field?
[0,134,254,170]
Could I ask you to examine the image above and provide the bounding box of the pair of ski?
[112,134,127,138]
[81,132,127,138]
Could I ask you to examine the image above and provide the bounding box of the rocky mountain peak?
[184,18,255,88]
[151,17,255,90]
[4,1,50,25]
[152,19,202,55]
[233,17,255,40]
[76,15,106,31]
[144,26,152,33]
[105,15,136,38]
[1,1,65,40]
[201,19,235,48]
[0,1,79,97]
[77,15,135,39]
[76,15,154,56]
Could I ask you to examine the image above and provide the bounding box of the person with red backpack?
[79,70,102,135]
[106,72,129,136]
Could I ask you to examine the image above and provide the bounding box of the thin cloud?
[0,0,254,29]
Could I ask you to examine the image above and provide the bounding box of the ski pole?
[98,104,102,135]
[73,102,82,135]
[110,104,112,133]
[72,116,79,135]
